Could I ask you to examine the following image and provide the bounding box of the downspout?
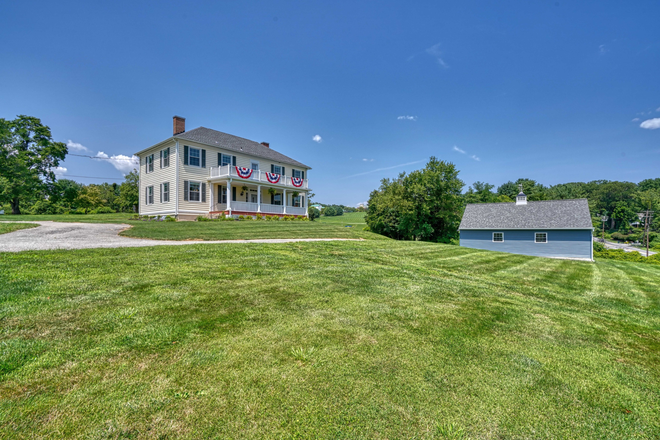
[175,140,180,218]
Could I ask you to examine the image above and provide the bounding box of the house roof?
[174,127,311,169]
[459,198,593,230]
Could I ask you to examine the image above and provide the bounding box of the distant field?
[0,222,39,235]
[1,240,659,438]
[317,211,366,224]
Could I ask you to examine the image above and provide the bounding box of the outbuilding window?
[492,232,504,242]
[535,232,548,243]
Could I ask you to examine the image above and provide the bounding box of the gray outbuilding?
[459,190,594,260]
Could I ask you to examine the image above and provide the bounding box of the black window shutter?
[201,183,207,202]
[201,149,206,168]
[232,186,236,202]
[292,168,296,177]
[218,152,222,167]
[282,167,285,176]
[218,185,222,203]
[302,171,304,179]
[166,147,170,167]
[160,184,163,203]
[184,145,189,165]
[160,150,163,169]
[145,187,148,205]
[271,194,274,204]
[184,180,189,201]
[271,164,274,173]
[232,156,237,166]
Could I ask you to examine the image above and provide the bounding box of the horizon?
[2,1,659,206]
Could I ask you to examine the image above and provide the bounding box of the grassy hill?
[317,211,366,224]
[1,240,659,438]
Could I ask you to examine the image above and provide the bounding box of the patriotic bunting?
[266,172,281,184]
[291,177,304,187]
[235,166,253,179]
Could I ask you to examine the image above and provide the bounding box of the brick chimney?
[261,142,270,148]
[173,116,186,135]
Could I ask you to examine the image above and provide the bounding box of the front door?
[250,194,258,204]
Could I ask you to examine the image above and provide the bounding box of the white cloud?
[471,154,480,162]
[425,43,449,69]
[397,115,417,121]
[453,146,481,162]
[362,158,374,162]
[312,135,322,143]
[94,151,139,173]
[599,44,608,55]
[632,118,640,122]
[640,118,660,130]
[67,140,89,152]
[453,146,466,154]
[657,107,660,112]
[54,166,67,176]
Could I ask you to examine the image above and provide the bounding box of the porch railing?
[211,202,305,216]
[209,165,308,189]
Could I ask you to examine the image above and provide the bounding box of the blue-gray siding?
[459,229,593,259]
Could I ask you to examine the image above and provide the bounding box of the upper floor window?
[251,161,259,171]
[535,232,547,243]
[161,148,170,168]
[492,232,504,242]
[221,154,232,167]
[146,154,154,173]
[292,169,302,178]
[189,148,201,167]
[272,165,282,175]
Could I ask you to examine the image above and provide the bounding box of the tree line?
[366,157,659,243]
[1,115,138,215]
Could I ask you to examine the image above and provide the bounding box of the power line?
[58,174,125,181]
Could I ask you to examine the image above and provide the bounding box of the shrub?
[196,216,212,222]
[95,206,115,214]
[308,207,320,221]
[238,215,245,220]
[164,215,176,222]
[594,247,660,265]
[244,215,253,220]
[255,214,264,220]
[611,232,626,241]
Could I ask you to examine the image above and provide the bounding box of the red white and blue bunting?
[235,166,253,179]
[291,177,304,187]
[266,172,281,184]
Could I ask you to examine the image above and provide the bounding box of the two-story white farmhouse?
[135,116,311,220]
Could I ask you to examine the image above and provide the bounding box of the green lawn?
[1,241,659,438]
[0,222,39,235]
[317,211,366,224]
[0,213,134,223]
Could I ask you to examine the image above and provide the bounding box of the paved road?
[0,221,361,252]
[594,237,657,256]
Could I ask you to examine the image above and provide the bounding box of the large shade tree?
[0,116,67,214]
[366,157,464,242]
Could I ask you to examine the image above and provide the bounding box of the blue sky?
[1,0,659,205]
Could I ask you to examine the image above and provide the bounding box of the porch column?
[257,185,261,212]
[304,192,308,217]
[283,188,287,215]
[209,182,214,213]
[227,179,232,215]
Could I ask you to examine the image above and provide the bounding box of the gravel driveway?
[0,221,360,252]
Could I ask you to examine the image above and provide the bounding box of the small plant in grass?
[436,423,466,439]
[196,216,211,222]
[290,347,315,363]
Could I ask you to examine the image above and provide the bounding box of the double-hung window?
[221,154,233,167]
[189,182,201,201]
[272,165,282,175]
[273,194,282,205]
[146,154,154,173]
[161,148,170,168]
[492,232,504,242]
[146,186,154,205]
[293,195,302,207]
[292,169,302,178]
[189,148,201,167]
[535,232,548,243]
[250,161,259,171]
[161,182,170,203]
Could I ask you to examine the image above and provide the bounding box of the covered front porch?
[208,180,308,217]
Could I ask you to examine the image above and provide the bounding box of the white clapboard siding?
[139,140,177,215]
